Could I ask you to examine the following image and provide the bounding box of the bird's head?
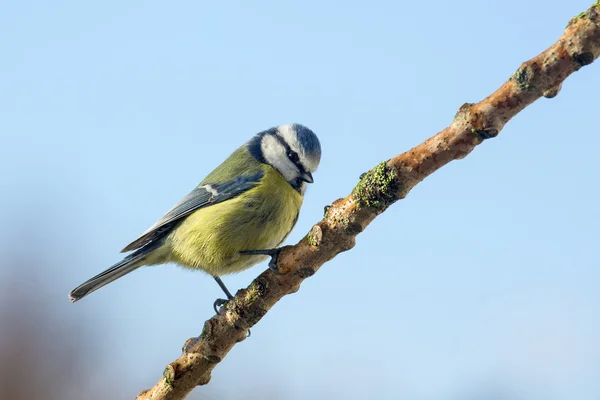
[248,123,321,194]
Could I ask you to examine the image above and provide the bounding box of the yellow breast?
[166,166,303,275]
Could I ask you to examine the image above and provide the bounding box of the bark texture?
[138,4,600,399]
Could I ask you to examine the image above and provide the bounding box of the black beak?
[299,172,314,183]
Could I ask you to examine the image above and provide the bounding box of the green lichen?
[513,68,530,90]
[244,280,265,304]
[198,320,212,340]
[352,161,397,210]
[328,213,351,229]
[231,280,268,326]
[323,205,331,218]
[163,365,175,389]
[568,2,598,26]
[571,7,589,23]
[306,225,323,247]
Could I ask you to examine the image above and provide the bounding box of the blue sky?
[1,1,599,399]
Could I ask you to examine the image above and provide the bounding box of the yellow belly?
[165,168,303,275]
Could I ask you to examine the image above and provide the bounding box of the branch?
[137,4,600,399]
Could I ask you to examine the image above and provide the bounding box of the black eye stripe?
[272,133,292,155]
[272,133,305,171]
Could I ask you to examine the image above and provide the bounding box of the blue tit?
[69,123,321,306]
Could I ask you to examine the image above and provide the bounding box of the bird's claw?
[213,298,252,338]
[213,298,229,314]
[267,248,284,275]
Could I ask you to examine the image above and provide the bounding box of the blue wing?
[121,171,264,252]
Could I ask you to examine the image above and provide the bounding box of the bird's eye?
[287,151,300,163]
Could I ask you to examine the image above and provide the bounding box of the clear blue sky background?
[1,1,599,399]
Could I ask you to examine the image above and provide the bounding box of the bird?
[69,123,321,310]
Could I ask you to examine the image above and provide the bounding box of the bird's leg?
[212,248,284,337]
[212,276,252,338]
[213,275,234,314]
[239,248,283,275]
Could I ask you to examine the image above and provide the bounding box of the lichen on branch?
[352,162,399,211]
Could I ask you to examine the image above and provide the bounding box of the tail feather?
[69,248,151,303]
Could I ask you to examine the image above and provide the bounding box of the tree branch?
[137,4,600,399]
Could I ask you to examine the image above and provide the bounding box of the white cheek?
[261,135,284,159]
[261,135,300,181]
[274,158,300,182]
